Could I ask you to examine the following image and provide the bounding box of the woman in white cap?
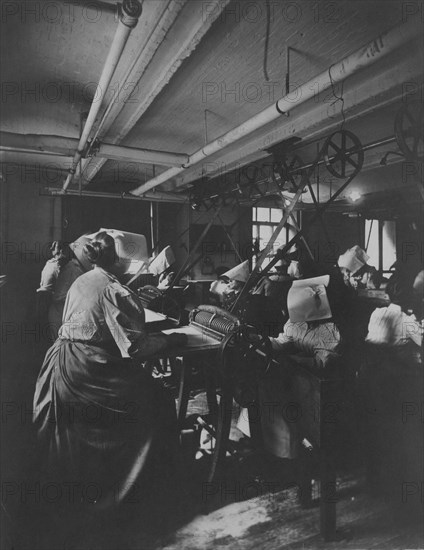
[338,245,381,290]
[36,241,70,339]
[366,271,422,361]
[47,235,93,340]
[33,232,187,523]
[240,274,345,460]
[37,241,66,294]
[210,260,250,310]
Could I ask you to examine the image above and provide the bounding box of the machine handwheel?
[394,101,424,160]
[200,328,274,486]
[273,154,304,192]
[323,130,364,179]
[226,327,273,408]
[238,326,274,376]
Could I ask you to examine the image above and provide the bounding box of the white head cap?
[287,275,332,323]
[338,245,369,275]
[69,235,94,272]
[86,228,149,275]
[222,260,250,283]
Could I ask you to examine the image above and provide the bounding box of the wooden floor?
[38,472,419,550]
[134,473,423,550]
[4,468,423,550]
[2,474,424,550]
[3,379,423,550]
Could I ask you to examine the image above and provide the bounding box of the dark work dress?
[33,267,179,510]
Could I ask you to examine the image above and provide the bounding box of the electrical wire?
[328,64,346,131]
[263,0,271,82]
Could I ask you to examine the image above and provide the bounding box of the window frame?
[252,206,298,268]
[364,218,397,274]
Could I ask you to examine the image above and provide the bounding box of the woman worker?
[33,232,187,517]
[47,236,93,340]
[37,241,66,294]
[338,245,381,290]
[209,260,250,310]
[362,270,423,492]
[36,241,67,331]
[366,271,423,362]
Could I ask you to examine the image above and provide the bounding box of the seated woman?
[209,260,249,310]
[270,270,351,365]
[365,271,422,363]
[47,235,93,340]
[237,274,345,459]
[36,241,70,344]
[338,245,381,290]
[37,241,66,294]
[362,271,423,492]
[33,232,187,514]
[36,241,67,327]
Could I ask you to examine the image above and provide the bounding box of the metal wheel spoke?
[346,155,359,169]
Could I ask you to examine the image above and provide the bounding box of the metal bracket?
[85,138,101,158]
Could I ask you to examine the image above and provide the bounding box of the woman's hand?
[167,332,188,348]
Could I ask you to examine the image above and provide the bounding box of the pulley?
[394,100,424,160]
[273,154,305,192]
[323,130,364,179]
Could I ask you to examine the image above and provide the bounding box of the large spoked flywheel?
[323,130,364,179]
[394,101,424,160]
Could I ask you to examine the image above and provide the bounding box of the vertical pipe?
[378,220,383,271]
[150,201,155,251]
[155,203,159,252]
[63,0,142,191]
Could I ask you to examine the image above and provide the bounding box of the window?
[364,219,396,272]
[252,207,296,268]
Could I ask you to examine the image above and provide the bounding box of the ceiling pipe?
[62,0,142,191]
[0,131,188,166]
[47,188,187,203]
[82,0,231,186]
[99,143,188,166]
[0,147,65,157]
[0,132,78,156]
[130,18,421,197]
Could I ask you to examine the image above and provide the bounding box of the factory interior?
[1,1,423,549]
